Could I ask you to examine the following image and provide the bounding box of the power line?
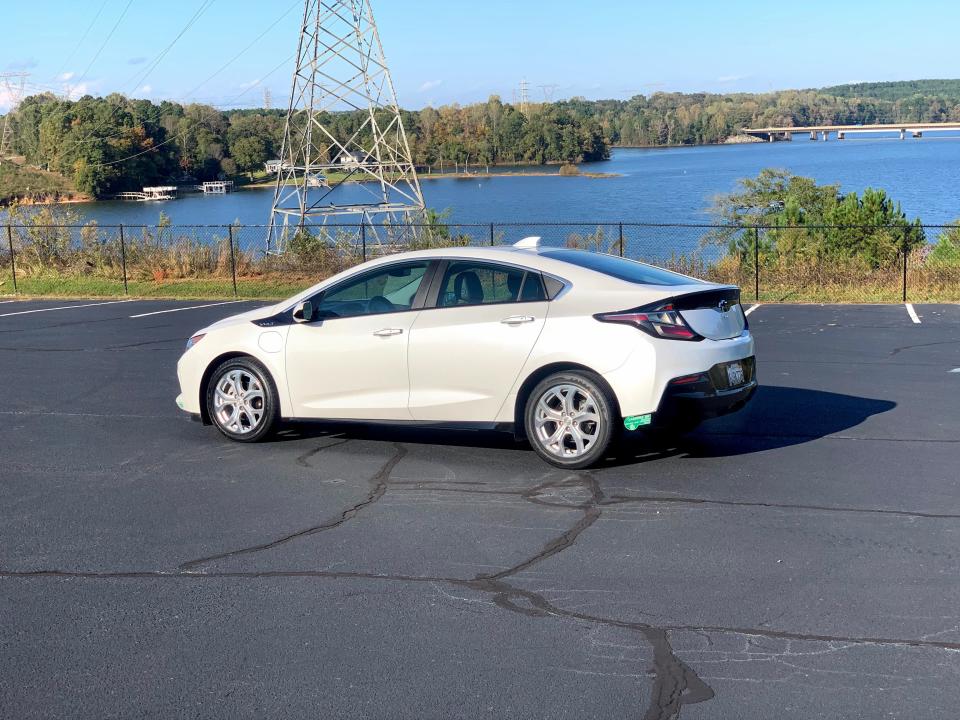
[74,0,136,88]
[58,0,295,153]
[121,0,215,92]
[179,0,299,101]
[49,0,111,84]
[53,0,218,155]
[89,52,294,169]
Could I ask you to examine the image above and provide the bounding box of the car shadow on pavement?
[267,386,896,467]
[272,420,525,451]
[608,385,897,466]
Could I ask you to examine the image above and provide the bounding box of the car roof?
[286,245,717,306]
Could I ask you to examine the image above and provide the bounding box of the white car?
[176,238,756,468]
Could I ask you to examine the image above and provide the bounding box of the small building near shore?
[338,150,371,167]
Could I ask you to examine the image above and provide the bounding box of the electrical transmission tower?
[262,87,272,110]
[0,72,29,165]
[539,84,559,103]
[266,0,425,254]
[518,79,530,114]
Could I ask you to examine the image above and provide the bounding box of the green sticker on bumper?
[623,414,652,431]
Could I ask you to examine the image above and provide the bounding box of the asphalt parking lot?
[1,297,959,719]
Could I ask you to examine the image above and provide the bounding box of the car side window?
[438,262,545,307]
[313,262,430,318]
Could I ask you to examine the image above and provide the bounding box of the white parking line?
[744,304,761,316]
[129,300,247,318]
[0,299,134,318]
[0,300,18,305]
[905,303,921,324]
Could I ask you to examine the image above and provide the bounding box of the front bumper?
[655,356,757,425]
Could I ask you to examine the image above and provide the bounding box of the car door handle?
[501,315,535,325]
[373,327,404,337]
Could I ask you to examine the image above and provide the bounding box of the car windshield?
[539,249,702,286]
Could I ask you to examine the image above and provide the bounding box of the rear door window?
[437,262,545,307]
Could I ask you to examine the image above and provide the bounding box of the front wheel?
[524,371,616,469]
[206,357,279,442]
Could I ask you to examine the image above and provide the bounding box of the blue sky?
[3,0,960,111]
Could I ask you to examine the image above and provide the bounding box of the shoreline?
[241,169,619,190]
[2,169,619,208]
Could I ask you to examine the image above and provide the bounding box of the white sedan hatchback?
[176,238,756,468]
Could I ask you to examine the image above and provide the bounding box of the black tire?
[524,371,616,469]
[205,357,279,442]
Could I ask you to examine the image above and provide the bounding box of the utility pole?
[0,73,29,165]
[266,0,425,254]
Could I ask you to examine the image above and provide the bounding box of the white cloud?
[58,71,75,82]
[717,74,746,83]
[418,79,442,93]
[64,82,91,99]
[139,84,152,95]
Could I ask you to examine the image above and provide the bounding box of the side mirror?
[292,300,314,323]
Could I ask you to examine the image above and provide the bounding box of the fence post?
[6,225,16,295]
[489,222,495,247]
[902,233,908,303]
[754,227,760,301]
[618,223,624,257]
[228,225,238,298]
[118,224,128,295]
[361,222,367,262]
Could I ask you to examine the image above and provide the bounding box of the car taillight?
[595,303,702,341]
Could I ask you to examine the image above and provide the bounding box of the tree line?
[4,94,608,198]
[558,81,960,147]
[4,79,960,198]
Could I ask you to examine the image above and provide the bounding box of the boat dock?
[200,181,234,194]
[115,186,178,201]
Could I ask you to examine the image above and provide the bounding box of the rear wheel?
[524,371,615,469]
[206,357,279,442]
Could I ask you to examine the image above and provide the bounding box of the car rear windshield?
[539,249,702,286]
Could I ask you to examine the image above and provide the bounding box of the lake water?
[27,133,960,228]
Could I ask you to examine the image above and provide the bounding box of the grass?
[0,162,86,205]
[0,273,312,300]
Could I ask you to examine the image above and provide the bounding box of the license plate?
[726,362,745,387]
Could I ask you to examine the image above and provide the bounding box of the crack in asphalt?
[4,565,960,653]
[179,440,404,571]
[393,483,960,520]
[8,446,960,718]
[889,338,960,356]
[602,494,960,520]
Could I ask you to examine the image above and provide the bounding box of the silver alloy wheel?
[533,383,602,459]
[213,368,265,435]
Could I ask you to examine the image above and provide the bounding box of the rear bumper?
[655,357,757,424]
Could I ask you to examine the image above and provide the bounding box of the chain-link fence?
[2,221,958,302]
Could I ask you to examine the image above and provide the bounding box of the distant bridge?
[743,122,960,142]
